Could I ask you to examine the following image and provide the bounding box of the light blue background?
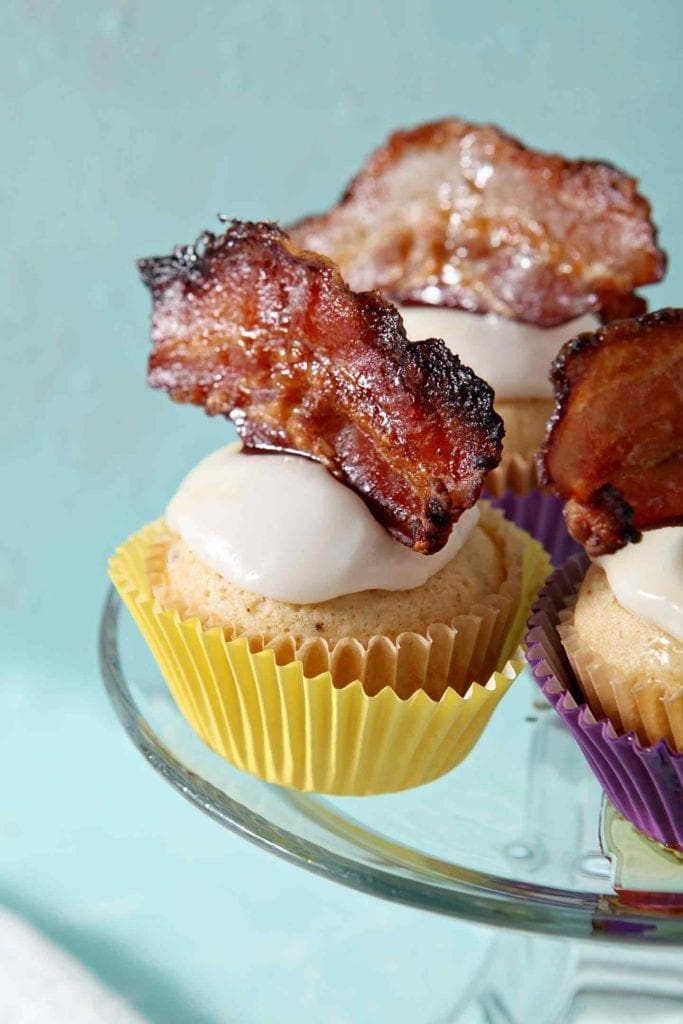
[2,2,682,1020]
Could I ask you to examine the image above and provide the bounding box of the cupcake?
[527,309,683,846]
[110,220,549,795]
[289,117,666,561]
[562,539,682,749]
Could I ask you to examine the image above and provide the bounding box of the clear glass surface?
[99,588,683,946]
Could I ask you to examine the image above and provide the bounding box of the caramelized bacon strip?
[138,221,503,553]
[289,119,665,327]
[538,309,683,556]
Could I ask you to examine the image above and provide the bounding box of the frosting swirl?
[166,446,479,604]
[596,527,683,642]
[397,306,598,400]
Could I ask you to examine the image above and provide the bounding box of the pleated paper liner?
[487,489,582,568]
[485,398,553,500]
[485,448,537,499]
[526,555,683,850]
[484,448,580,568]
[110,513,549,795]
[559,617,683,753]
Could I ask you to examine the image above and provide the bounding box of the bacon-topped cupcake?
[527,309,683,846]
[290,118,666,560]
[110,221,549,795]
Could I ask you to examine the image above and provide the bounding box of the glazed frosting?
[596,528,683,642]
[397,305,599,400]
[166,445,479,604]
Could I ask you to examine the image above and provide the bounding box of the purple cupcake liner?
[526,555,683,851]
[486,489,582,568]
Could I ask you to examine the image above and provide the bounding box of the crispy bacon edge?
[138,220,504,554]
[538,308,683,556]
[289,118,666,327]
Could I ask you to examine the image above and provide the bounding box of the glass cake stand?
[99,589,683,1023]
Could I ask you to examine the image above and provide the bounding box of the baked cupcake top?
[164,444,481,604]
[539,308,683,644]
[572,559,682,687]
[138,218,513,605]
[290,117,666,401]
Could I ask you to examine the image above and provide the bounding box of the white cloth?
[0,909,147,1023]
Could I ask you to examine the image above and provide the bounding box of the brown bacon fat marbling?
[539,308,683,556]
[290,119,665,327]
[139,221,503,554]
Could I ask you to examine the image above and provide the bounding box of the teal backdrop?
[2,2,681,1021]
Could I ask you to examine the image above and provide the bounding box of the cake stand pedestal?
[452,935,683,1023]
[100,589,683,1023]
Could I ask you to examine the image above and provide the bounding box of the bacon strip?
[138,221,503,553]
[289,119,665,327]
[538,309,683,556]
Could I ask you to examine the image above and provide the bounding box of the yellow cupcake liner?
[559,609,683,753]
[109,517,549,794]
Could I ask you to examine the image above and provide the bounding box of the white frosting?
[166,445,479,604]
[596,528,683,642]
[397,306,599,400]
